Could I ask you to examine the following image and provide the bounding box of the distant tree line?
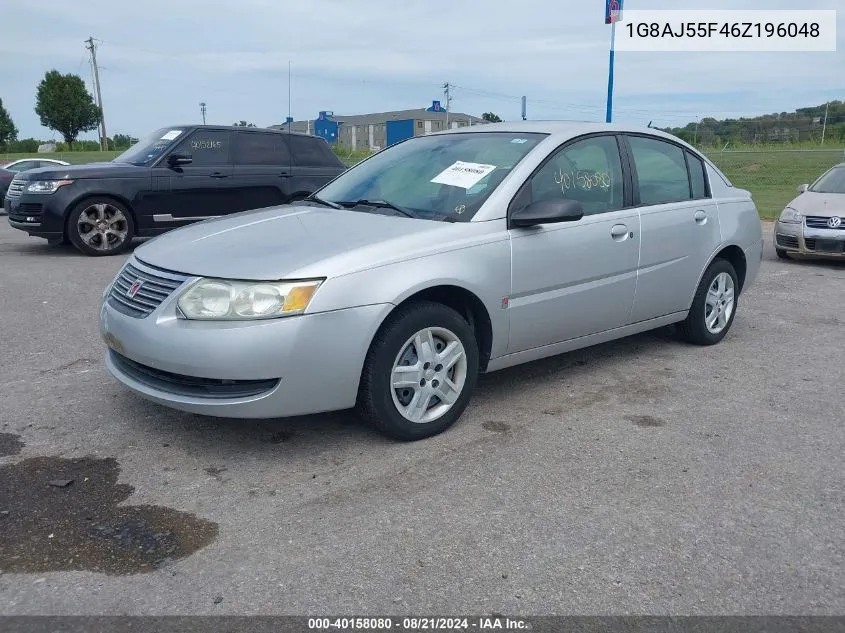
[662,101,845,147]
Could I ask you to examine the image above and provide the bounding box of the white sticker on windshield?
[160,130,183,141]
[511,138,528,144]
[430,161,497,189]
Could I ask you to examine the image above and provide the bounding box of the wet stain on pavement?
[482,421,511,434]
[0,433,24,457]
[0,456,218,575]
[625,414,666,428]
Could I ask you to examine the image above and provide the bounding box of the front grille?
[5,179,25,199]
[776,234,799,248]
[8,203,43,223]
[107,259,191,318]
[110,350,279,399]
[806,215,845,230]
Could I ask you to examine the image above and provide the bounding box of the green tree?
[0,97,18,151]
[482,112,502,123]
[8,138,40,153]
[34,70,101,149]
[111,133,134,149]
[233,120,257,127]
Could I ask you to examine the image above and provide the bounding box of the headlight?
[778,207,802,223]
[176,278,323,320]
[25,180,73,194]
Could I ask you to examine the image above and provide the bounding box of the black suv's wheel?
[67,197,135,256]
[356,301,479,441]
[678,258,739,346]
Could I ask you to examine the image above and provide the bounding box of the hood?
[788,191,845,217]
[133,203,487,280]
[14,162,144,181]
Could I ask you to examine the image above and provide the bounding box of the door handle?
[694,210,708,224]
[610,224,629,241]
[278,171,289,177]
[210,172,228,179]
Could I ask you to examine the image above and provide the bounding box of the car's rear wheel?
[67,197,135,256]
[356,301,479,441]
[678,258,739,346]
[775,248,791,260]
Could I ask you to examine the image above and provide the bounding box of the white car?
[1,158,70,173]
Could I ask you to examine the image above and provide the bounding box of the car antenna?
[647,120,654,128]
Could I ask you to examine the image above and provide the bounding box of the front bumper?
[5,190,71,239]
[774,220,845,257]
[99,272,394,419]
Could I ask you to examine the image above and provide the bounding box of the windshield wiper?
[303,195,343,209]
[336,199,417,218]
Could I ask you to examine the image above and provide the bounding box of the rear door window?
[287,135,342,167]
[232,131,291,165]
[627,135,692,205]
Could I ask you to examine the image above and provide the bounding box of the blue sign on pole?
[605,0,623,24]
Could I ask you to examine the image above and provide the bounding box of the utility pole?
[442,82,452,128]
[199,102,207,124]
[85,36,108,151]
[821,101,829,146]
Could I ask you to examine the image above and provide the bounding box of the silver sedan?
[99,121,763,441]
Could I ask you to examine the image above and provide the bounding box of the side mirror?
[510,198,584,228]
[798,183,809,193]
[167,153,193,167]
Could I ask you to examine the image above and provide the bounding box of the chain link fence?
[703,149,845,219]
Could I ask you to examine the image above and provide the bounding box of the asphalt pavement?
[0,220,843,615]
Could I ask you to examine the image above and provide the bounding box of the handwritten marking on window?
[191,140,223,150]
[553,169,611,193]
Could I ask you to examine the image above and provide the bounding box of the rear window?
[287,135,343,167]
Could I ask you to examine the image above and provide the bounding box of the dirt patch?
[0,456,218,575]
[482,421,512,434]
[625,414,666,428]
[0,433,24,457]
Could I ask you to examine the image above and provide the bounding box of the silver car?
[774,163,845,259]
[99,122,763,441]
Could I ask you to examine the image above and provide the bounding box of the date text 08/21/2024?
[307,617,530,630]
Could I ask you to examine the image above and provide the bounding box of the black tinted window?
[176,130,230,166]
[686,151,708,199]
[232,132,291,165]
[529,135,624,215]
[287,135,341,167]
[628,136,691,205]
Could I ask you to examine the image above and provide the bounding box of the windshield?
[314,131,547,221]
[810,166,845,194]
[112,127,188,166]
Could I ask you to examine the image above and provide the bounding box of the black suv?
[4,125,347,256]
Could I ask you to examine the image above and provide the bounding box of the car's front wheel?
[356,301,479,441]
[678,258,739,346]
[67,197,135,256]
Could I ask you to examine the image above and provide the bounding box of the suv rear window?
[286,135,343,167]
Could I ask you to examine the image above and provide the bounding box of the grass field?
[4,146,844,220]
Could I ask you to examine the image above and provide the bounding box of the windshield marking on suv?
[161,130,182,141]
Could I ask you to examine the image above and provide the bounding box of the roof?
[437,119,692,143]
[271,108,485,128]
[169,124,313,137]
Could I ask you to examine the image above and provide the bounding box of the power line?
[84,36,108,151]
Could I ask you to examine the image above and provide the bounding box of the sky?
[0,0,842,142]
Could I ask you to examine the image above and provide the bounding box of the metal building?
[272,102,486,151]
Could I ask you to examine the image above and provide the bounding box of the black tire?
[678,258,739,346]
[356,300,480,441]
[67,197,135,256]
[775,248,791,260]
